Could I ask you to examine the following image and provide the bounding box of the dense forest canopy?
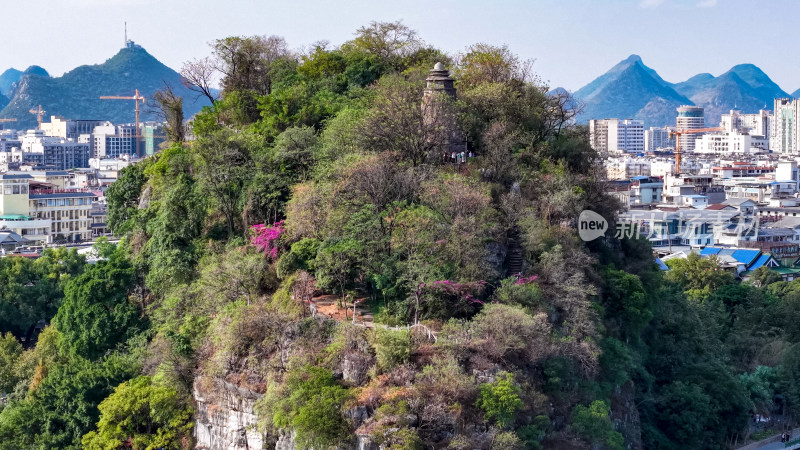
[0,21,797,450]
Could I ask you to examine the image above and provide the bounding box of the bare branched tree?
[153,84,185,144]
[211,35,292,95]
[180,57,218,104]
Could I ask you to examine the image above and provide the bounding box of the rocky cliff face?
[194,376,267,450]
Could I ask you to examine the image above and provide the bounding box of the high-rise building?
[91,122,137,158]
[720,109,772,143]
[644,126,675,152]
[676,105,705,153]
[589,119,644,154]
[19,130,91,170]
[40,116,105,140]
[772,98,799,154]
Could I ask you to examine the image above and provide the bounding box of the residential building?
[40,116,104,140]
[644,126,674,152]
[721,109,772,141]
[18,130,91,170]
[676,105,705,153]
[694,131,755,155]
[630,176,663,205]
[772,98,799,154]
[589,119,645,154]
[604,157,650,180]
[92,123,137,158]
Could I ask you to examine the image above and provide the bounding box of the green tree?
[257,365,352,448]
[665,253,735,302]
[81,376,193,450]
[106,164,147,234]
[571,400,624,450]
[476,372,524,428]
[0,333,22,394]
[53,256,143,360]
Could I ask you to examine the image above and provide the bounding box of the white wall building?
[645,126,675,152]
[694,131,754,155]
[772,98,800,155]
[91,123,137,158]
[589,119,645,154]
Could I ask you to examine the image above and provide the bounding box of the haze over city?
[3,0,799,92]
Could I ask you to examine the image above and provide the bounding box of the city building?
[40,116,104,140]
[772,98,800,155]
[589,119,645,154]
[694,131,755,155]
[676,105,705,153]
[92,122,137,158]
[18,130,91,170]
[644,126,674,152]
[720,109,772,141]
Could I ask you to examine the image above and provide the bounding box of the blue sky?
[2,0,797,92]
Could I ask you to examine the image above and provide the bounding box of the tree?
[106,164,147,234]
[571,400,624,450]
[257,365,352,448]
[456,43,531,88]
[360,74,448,166]
[81,376,193,450]
[53,256,143,360]
[212,35,292,95]
[154,85,185,144]
[193,128,256,235]
[664,253,735,302]
[476,372,524,428]
[180,56,218,104]
[0,333,22,394]
[347,21,422,68]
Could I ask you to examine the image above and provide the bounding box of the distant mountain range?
[0,45,211,130]
[573,54,795,128]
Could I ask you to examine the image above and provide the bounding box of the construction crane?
[100,89,146,157]
[29,105,45,129]
[669,127,723,174]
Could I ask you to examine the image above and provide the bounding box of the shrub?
[571,400,624,450]
[374,328,411,372]
[476,372,523,428]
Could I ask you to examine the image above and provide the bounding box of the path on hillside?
[309,294,438,341]
[737,427,800,450]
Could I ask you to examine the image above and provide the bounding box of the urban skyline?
[3,0,800,93]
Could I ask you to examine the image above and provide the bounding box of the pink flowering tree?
[494,274,541,309]
[249,220,285,260]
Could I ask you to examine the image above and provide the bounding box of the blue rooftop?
[655,258,669,271]
[748,254,772,271]
[700,247,722,256]
[732,249,761,266]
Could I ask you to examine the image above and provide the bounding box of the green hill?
[0,46,211,129]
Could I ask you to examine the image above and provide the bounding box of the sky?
[1,0,798,93]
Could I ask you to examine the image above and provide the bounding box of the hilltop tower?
[422,62,466,156]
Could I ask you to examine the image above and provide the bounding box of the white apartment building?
[92,123,137,158]
[695,131,754,155]
[589,119,645,154]
[40,116,105,140]
[721,109,772,141]
[676,105,705,153]
[645,126,675,152]
[604,157,651,180]
[772,98,799,155]
[18,130,91,170]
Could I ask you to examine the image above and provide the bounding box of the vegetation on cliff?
[0,21,798,450]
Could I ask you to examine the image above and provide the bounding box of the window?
[21,185,28,194]
[12,185,19,194]
[3,186,11,195]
